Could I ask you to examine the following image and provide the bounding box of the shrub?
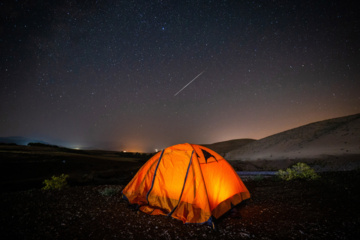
[99,187,120,197]
[42,174,69,190]
[277,162,320,181]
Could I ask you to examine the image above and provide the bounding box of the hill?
[224,113,360,171]
[201,139,255,156]
[0,136,51,146]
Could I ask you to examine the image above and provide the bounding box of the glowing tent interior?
[122,143,250,224]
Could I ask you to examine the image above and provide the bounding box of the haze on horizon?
[1,1,359,152]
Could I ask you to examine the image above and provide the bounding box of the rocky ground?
[1,171,360,240]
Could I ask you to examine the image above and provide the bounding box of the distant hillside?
[225,113,360,161]
[0,136,50,146]
[202,139,255,156]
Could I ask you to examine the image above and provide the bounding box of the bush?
[98,187,120,197]
[277,162,320,181]
[42,174,69,190]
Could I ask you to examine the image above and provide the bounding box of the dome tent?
[122,143,250,224]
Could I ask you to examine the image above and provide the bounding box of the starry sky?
[1,0,359,152]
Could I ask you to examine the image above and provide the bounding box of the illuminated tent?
[122,143,250,224]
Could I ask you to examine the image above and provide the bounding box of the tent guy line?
[174,71,205,96]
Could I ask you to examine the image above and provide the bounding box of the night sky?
[1,0,359,152]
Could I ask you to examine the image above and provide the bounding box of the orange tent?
[122,143,250,224]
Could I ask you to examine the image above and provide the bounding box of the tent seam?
[146,149,165,205]
[190,144,213,222]
[168,150,194,217]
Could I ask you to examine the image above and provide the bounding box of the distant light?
[123,150,127,153]
[74,147,80,150]
[155,149,158,152]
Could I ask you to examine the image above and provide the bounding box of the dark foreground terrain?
[1,144,360,239]
[0,144,148,192]
[1,171,360,240]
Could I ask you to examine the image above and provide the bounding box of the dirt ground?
[1,145,360,239]
[1,171,360,240]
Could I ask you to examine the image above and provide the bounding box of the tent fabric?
[122,143,250,224]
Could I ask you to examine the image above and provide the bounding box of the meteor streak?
[174,71,205,96]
